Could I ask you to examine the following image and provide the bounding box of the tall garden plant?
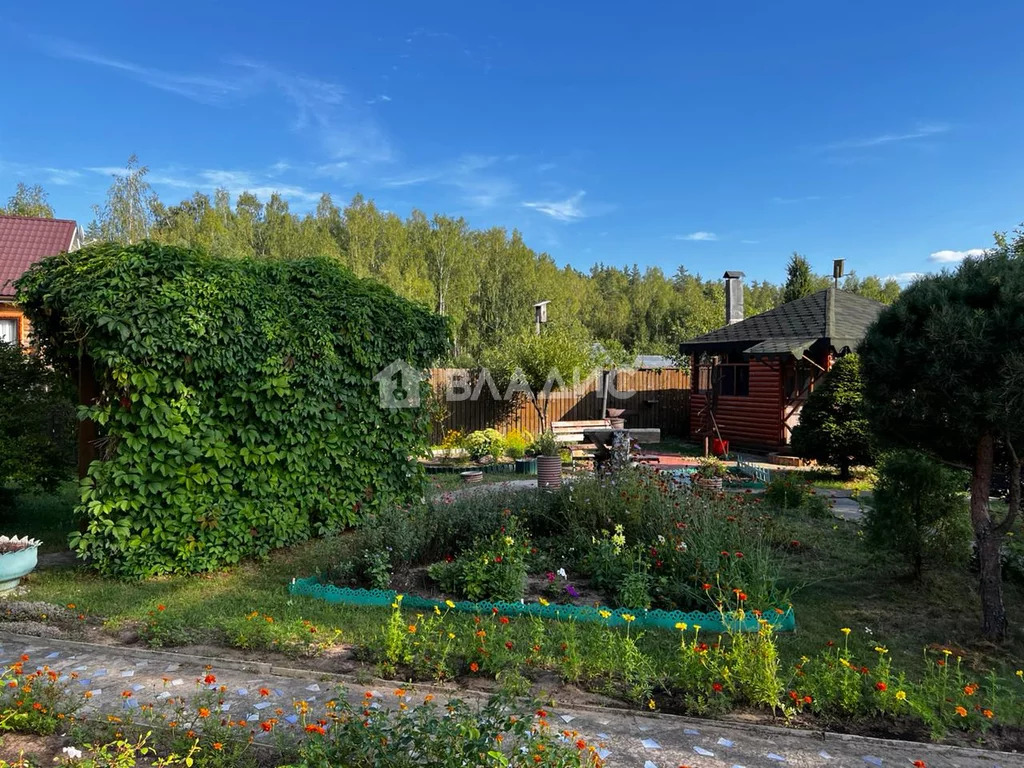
[16,241,449,577]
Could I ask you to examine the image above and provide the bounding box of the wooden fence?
[429,368,690,443]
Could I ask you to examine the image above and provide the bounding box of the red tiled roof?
[0,215,78,298]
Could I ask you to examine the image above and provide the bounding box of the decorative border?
[289,577,796,633]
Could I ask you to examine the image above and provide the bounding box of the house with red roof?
[0,215,82,345]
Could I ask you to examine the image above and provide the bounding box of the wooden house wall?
[691,360,783,448]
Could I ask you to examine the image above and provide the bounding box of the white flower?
[557,568,567,579]
[62,747,84,760]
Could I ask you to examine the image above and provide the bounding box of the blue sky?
[2,1,1023,283]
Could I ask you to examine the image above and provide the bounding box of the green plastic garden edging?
[289,577,796,633]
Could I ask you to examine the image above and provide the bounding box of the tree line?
[2,157,901,363]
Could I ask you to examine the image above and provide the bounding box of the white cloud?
[86,165,323,205]
[522,191,587,221]
[675,231,718,241]
[929,248,987,263]
[740,239,759,244]
[884,271,925,285]
[821,124,949,152]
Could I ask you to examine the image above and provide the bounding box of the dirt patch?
[0,732,64,763]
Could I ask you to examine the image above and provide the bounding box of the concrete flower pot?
[460,470,484,484]
[0,537,42,592]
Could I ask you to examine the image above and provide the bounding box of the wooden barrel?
[536,456,562,489]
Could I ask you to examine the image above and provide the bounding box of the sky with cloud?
[1,1,1023,283]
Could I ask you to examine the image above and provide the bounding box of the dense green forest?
[3,159,901,363]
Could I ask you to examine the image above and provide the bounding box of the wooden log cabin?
[679,271,884,452]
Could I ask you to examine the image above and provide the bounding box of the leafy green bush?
[764,472,809,509]
[428,516,530,602]
[865,450,971,577]
[463,428,504,461]
[503,428,532,459]
[16,241,448,577]
[790,353,874,479]
[0,342,76,495]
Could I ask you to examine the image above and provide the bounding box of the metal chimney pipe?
[723,271,745,325]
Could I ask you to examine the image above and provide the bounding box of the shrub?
[16,241,448,577]
[764,472,809,509]
[504,428,532,459]
[464,428,504,461]
[790,353,874,479]
[0,342,76,495]
[865,450,971,578]
[428,516,530,602]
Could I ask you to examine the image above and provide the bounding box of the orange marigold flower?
[408,624,417,634]
[260,720,274,732]
[212,743,223,751]
[394,688,406,696]
[204,674,217,685]
[364,691,374,699]
[424,694,434,702]
[470,662,480,672]
[198,707,211,718]
[576,739,586,749]
[305,724,326,734]
[259,687,270,696]
[157,604,165,611]
[955,705,968,718]
[913,762,926,768]
[982,709,994,718]
[121,691,132,698]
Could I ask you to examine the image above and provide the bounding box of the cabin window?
[716,353,750,397]
[0,317,18,345]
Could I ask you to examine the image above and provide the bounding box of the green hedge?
[16,241,448,577]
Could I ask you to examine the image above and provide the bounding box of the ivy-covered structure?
[17,241,448,577]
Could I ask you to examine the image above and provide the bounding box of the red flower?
[803,695,812,704]
[305,723,326,735]
[494,556,503,563]
[738,592,747,601]
[720,551,730,557]
[576,739,586,749]
[470,662,480,672]
[912,762,926,768]
[204,674,217,685]
[711,682,723,692]
[260,720,275,732]
[875,681,887,692]
[505,641,514,650]
[499,616,509,624]
[536,709,547,717]
[734,551,744,558]
[157,605,166,612]
[702,583,712,590]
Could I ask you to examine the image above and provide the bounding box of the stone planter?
[460,470,484,484]
[536,455,562,489]
[514,457,537,475]
[694,475,723,492]
[0,537,42,592]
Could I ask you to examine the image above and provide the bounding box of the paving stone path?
[1,632,1016,767]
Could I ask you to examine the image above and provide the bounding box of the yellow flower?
[874,646,888,654]
[622,613,635,623]
[1017,670,1023,679]
[599,610,611,619]
[674,622,687,631]
[840,627,851,636]
[447,632,455,639]
[942,648,953,656]
[647,699,655,710]
[538,598,549,606]
[445,600,456,609]
[434,606,441,615]
[895,690,907,701]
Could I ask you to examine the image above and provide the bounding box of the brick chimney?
[723,270,744,325]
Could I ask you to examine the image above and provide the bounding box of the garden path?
[0,631,1011,768]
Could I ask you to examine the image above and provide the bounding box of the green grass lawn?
[0,482,78,553]
[798,467,877,493]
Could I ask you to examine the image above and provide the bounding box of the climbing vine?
[17,241,448,577]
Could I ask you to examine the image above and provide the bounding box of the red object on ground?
[711,438,729,456]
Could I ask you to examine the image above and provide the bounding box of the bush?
[464,428,504,461]
[428,515,530,601]
[0,342,76,495]
[791,353,874,479]
[865,450,971,577]
[16,241,448,577]
[504,428,532,459]
[764,472,809,509]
